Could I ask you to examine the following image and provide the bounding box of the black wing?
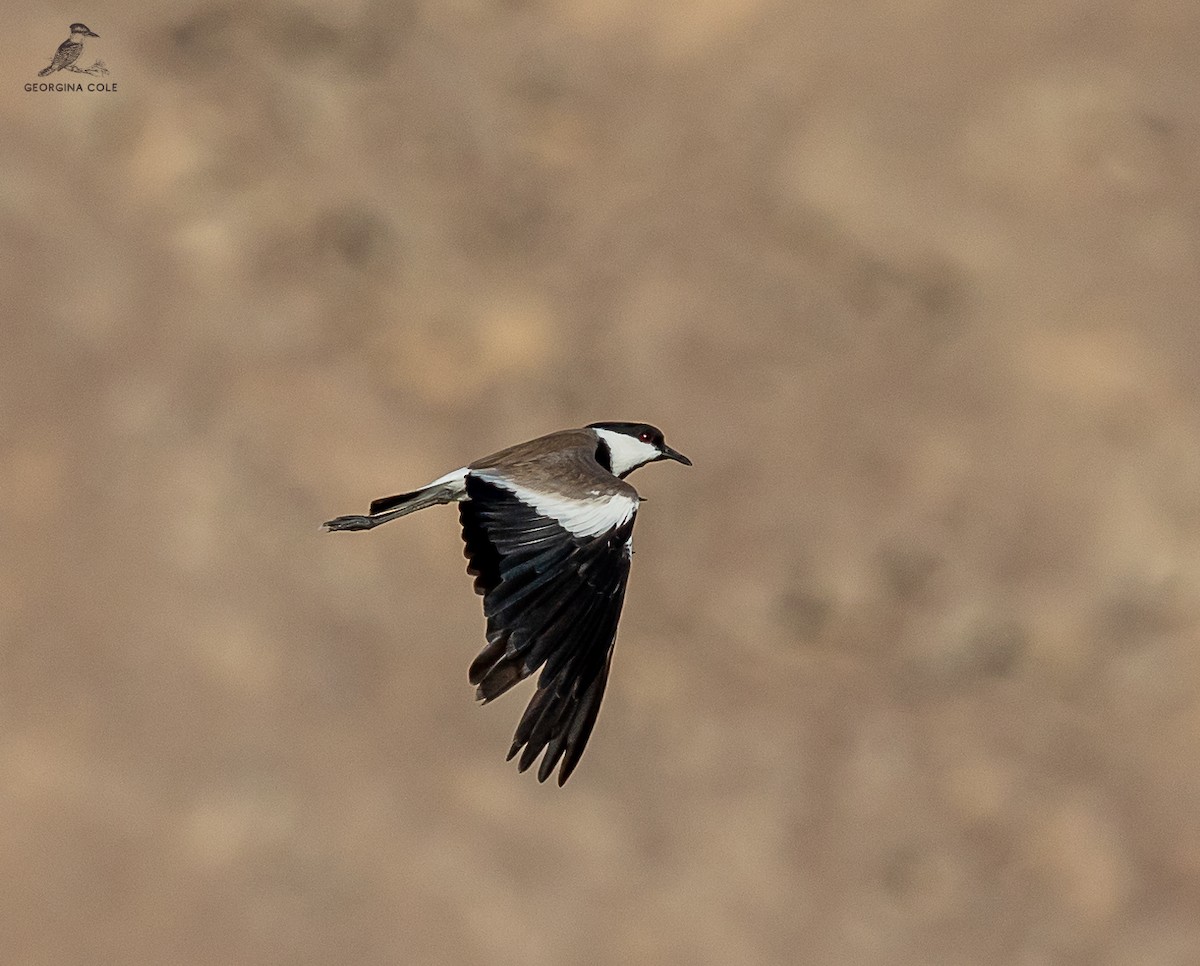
[459,475,635,785]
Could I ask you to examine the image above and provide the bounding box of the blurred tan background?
[4,2,1200,964]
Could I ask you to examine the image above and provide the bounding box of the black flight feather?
[459,475,635,784]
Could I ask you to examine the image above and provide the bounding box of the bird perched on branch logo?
[38,23,102,76]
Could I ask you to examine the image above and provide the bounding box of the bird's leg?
[323,482,461,533]
[322,497,443,532]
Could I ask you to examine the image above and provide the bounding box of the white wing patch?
[476,473,637,538]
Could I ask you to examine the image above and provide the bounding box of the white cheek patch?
[477,474,637,538]
[593,428,661,477]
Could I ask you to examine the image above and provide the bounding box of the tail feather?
[38,66,54,76]
[370,489,419,515]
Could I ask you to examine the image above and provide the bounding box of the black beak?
[85,28,99,37]
[659,444,692,466]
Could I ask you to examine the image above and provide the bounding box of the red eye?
[639,432,651,442]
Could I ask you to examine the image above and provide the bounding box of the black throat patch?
[594,436,613,474]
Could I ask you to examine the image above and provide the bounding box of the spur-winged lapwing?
[323,422,691,785]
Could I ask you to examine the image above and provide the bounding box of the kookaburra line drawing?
[323,422,691,785]
[39,23,99,76]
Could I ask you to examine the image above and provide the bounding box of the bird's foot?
[322,514,376,532]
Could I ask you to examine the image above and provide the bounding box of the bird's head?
[588,421,692,478]
[69,23,99,37]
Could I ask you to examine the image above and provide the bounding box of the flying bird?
[39,23,99,76]
[324,422,691,785]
